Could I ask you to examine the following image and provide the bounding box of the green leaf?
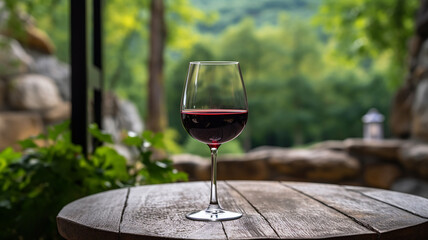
[47,120,70,141]
[18,138,38,149]
[91,146,128,181]
[0,147,21,172]
[142,130,165,149]
[123,134,143,147]
[89,123,114,144]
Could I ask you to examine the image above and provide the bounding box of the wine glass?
[181,61,248,221]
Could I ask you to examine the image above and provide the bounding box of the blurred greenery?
[1,0,417,152]
[0,121,187,239]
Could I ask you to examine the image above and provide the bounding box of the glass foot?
[186,204,242,221]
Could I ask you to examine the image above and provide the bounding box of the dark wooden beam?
[70,0,89,155]
[70,0,103,155]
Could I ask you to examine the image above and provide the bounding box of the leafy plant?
[0,121,187,240]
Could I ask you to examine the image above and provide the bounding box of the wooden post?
[70,0,103,155]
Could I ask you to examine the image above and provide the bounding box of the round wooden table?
[57,181,428,239]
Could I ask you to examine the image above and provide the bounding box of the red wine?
[181,109,248,148]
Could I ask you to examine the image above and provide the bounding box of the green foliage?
[314,0,419,88]
[0,121,187,239]
[122,131,188,184]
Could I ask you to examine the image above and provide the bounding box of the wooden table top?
[57,181,428,240]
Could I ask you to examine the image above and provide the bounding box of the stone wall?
[172,139,428,198]
[0,33,70,149]
[0,28,143,150]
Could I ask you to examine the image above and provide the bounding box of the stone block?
[268,149,360,182]
[344,138,404,162]
[42,101,70,123]
[0,111,43,150]
[364,163,402,189]
[311,140,346,151]
[8,74,62,110]
[217,154,269,180]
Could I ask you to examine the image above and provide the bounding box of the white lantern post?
[362,108,384,140]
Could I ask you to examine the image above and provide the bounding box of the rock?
[248,145,288,153]
[311,140,346,151]
[390,85,413,139]
[344,138,404,162]
[217,154,269,180]
[391,178,428,199]
[0,80,5,109]
[23,26,55,54]
[412,79,428,141]
[267,148,360,182]
[7,74,62,110]
[417,39,428,69]
[28,50,70,100]
[103,91,119,117]
[103,116,121,142]
[172,154,210,180]
[0,36,33,76]
[364,163,402,189]
[42,101,71,124]
[0,111,43,150]
[117,99,144,134]
[399,141,428,179]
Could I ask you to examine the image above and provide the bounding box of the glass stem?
[209,147,219,205]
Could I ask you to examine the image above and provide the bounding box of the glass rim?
[189,61,239,65]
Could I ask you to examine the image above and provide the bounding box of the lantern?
[362,108,384,140]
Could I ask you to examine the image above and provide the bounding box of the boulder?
[344,138,404,162]
[266,148,360,182]
[117,99,144,134]
[23,26,55,54]
[0,111,43,150]
[42,101,71,124]
[411,79,428,141]
[0,36,33,76]
[7,74,62,110]
[399,141,428,179]
[28,50,70,100]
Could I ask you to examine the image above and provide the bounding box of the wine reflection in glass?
[181,61,248,221]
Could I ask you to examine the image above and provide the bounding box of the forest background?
[10,0,418,157]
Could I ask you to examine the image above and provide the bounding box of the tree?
[147,0,167,133]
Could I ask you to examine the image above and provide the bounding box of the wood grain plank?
[286,182,428,240]
[120,182,227,240]
[229,181,376,240]
[217,181,279,239]
[57,188,128,240]
[345,186,428,219]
